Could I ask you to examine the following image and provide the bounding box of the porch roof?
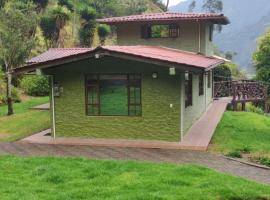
[97,12,229,25]
[14,46,224,74]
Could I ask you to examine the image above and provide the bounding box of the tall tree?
[40,6,70,48]
[32,0,49,13]
[79,7,96,47]
[189,0,223,13]
[188,1,196,12]
[97,24,111,46]
[166,0,169,11]
[253,30,270,94]
[0,0,38,115]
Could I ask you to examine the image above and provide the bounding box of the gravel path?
[0,142,269,185]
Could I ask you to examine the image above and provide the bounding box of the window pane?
[199,74,204,96]
[88,105,99,116]
[87,86,99,104]
[100,75,128,116]
[151,25,170,38]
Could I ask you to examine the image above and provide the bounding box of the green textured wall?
[116,22,214,56]
[45,57,181,142]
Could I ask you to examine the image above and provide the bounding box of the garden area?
[0,155,269,200]
[0,69,50,142]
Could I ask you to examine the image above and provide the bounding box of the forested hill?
[32,0,165,56]
[171,0,270,74]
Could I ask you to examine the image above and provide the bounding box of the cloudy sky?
[162,0,186,7]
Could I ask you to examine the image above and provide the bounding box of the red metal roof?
[20,46,223,74]
[102,46,223,69]
[28,48,92,64]
[97,12,229,25]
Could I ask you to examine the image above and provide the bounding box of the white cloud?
[162,0,187,7]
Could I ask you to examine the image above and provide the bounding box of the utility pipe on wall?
[197,19,201,53]
[180,73,185,142]
[51,76,56,139]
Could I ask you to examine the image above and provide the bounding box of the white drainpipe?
[205,72,208,111]
[51,76,56,139]
[180,73,185,141]
[197,19,201,53]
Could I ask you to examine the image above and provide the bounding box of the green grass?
[0,97,49,116]
[0,155,269,200]
[0,97,50,142]
[210,111,270,155]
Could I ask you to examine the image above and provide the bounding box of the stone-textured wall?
[116,22,213,56]
[45,57,182,142]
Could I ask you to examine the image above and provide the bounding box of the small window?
[199,74,204,96]
[86,74,141,116]
[207,72,211,88]
[141,24,179,39]
[209,25,213,41]
[185,73,193,108]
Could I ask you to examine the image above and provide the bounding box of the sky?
[162,0,186,7]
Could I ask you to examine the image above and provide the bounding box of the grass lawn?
[0,97,50,142]
[0,156,269,200]
[210,111,270,164]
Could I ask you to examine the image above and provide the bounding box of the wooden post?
[233,101,237,111]
[242,102,246,111]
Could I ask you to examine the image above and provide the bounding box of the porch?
[21,98,230,151]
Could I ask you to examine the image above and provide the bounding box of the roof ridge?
[48,48,92,51]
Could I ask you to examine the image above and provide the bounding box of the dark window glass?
[86,74,141,116]
[141,24,179,39]
[208,72,211,88]
[199,74,204,96]
[185,73,193,108]
[129,75,142,116]
[100,75,128,116]
[209,25,213,41]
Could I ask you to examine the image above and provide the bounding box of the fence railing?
[214,80,268,102]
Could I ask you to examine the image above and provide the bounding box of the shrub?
[20,75,49,96]
[238,146,252,154]
[247,104,265,115]
[0,87,21,105]
[256,157,270,167]
[226,151,242,158]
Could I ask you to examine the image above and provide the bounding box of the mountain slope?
[170,0,270,73]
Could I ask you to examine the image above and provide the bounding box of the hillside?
[171,0,270,74]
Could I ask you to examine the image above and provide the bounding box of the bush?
[20,75,49,96]
[256,157,270,167]
[247,104,265,115]
[226,151,242,158]
[0,87,21,105]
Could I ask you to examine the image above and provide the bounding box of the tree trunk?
[6,72,14,115]
[166,0,170,11]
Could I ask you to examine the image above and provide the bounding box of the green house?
[15,12,229,142]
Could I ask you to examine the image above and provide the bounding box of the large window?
[141,24,180,39]
[185,73,193,108]
[199,74,204,96]
[86,74,141,116]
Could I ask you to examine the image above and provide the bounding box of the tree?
[213,63,232,82]
[188,1,196,12]
[40,6,70,48]
[253,30,270,94]
[79,7,96,47]
[0,0,38,115]
[189,0,223,31]
[97,24,111,45]
[32,0,49,13]
[166,0,169,11]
